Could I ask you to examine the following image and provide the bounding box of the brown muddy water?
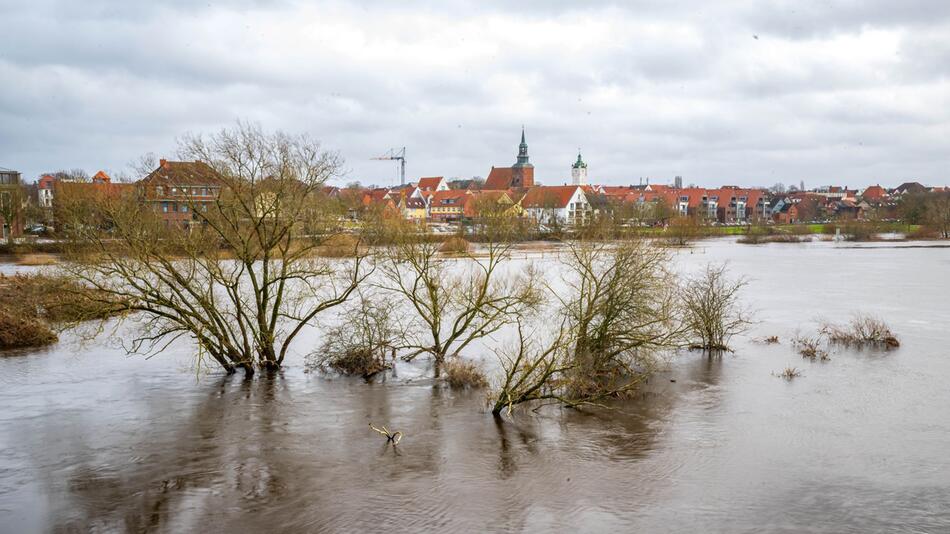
[1,240,949,533]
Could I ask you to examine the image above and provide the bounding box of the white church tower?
[571,151,588,185]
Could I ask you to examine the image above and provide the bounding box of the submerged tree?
[492,239,685,414]
[378,219,540,377]
[60,123,370,375]
[556,239,683,399]
[681,263,751,352]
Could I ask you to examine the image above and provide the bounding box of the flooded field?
[1,239,949,532]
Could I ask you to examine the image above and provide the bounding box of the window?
[181,204,189,213]
[161,202,169,213]
[156,186,164,195]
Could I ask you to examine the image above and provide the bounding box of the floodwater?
[1,239,949,533]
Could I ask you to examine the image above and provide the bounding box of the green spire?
[573,151,587,169]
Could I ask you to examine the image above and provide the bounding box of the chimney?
[160,158,168,168]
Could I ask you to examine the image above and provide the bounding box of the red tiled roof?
[417,176,444,191]
[521,186,583,209]
[861,185,887,200]
[484,167,514,190]
[139,160,222,187]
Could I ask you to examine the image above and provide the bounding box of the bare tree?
[491,239,684,414]
[681,263,751,352]
[378,222,540,376]
[556,239,683,399]
[926,191,950,238]
[59,123,371,376]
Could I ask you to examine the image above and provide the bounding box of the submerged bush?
[0,311,58,349]
[822,314,899,349]
[443,359,488,389]
[0,273,126,324]
[317,233,361,258]
[307,294,400,379]
[792,334,830,361]
[439,236,470,254]
[322,348,391,378]
[776,367,802,380]
[681,264,751,352]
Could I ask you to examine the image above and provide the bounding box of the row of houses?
[3,131,948,236]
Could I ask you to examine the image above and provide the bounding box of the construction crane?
[370,147,406,186]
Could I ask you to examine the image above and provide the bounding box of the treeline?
[33,124,751,416]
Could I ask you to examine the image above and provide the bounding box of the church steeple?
[571,149,588,186]
[516,127,530,165]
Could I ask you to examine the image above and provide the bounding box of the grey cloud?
[1,0,948,188]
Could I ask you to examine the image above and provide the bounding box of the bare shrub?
[792,334,830,361]
[443,359,488,389]
[309,295,400,378]
[822,314,899,349]
[762,336,780,344]
[0,311,58,349]
[380,228,539,377]
[665,216,700,246]
[439,236,470,254]
[0,272,126,325]
[681,264,751,352]
[491,325,572,416]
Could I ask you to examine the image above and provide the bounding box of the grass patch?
[0,273,127,324]
[0,310,58,350]
[14,253,60,266]
[443,358,488,389]
[775,367,802,380]
[317,233,361,258]
[439,236,470,254]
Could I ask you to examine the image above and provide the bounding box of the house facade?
[0,167,23,240]
[521,185,590,226]
[137,159,222,227]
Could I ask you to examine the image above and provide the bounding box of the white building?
[571,152,588,186]
[521,185,590,226]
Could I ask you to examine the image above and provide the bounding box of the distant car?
[25,224,48,235]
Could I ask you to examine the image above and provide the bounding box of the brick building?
[137,159,222,227]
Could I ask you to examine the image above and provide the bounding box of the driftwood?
[369,423,402,445]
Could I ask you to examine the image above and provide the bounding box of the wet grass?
[0,272,127,349]
[443,359,488,389]
[776,367,803,380]
[792,334,830,361]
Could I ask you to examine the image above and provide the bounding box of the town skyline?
[3,2,950,188]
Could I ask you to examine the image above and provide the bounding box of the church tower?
[571,151,588,186]
[511,127,534,188]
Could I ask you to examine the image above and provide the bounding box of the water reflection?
[1,241,950,532]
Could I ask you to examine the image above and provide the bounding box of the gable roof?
[893,181,926,194]
[417,176,445,191]
[521,186,584,209]
[139,160,222,187]
[484,167,514,190]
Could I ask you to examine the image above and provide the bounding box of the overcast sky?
[1,1,949,188]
